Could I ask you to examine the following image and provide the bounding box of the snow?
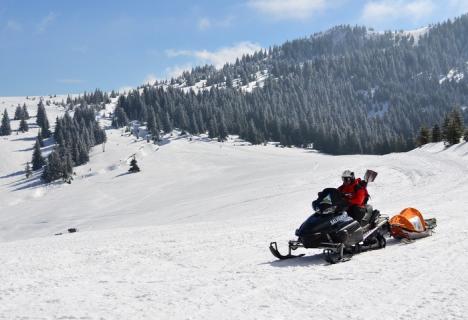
[366,26,430,45]
[439,68,465,84]
[1,97,468,319]
[368,101,389,119]
[401,26,430,45]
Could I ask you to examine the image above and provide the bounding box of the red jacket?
[338,178,368,208]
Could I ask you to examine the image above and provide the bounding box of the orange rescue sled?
[389,208,437,240]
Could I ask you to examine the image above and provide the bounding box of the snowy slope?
[1,98,468,319]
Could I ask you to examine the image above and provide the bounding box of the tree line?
[114,14,468,154]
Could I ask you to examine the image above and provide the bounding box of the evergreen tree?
[128,156,140,173]
[36,101,51,138]
[464,129,468,142]
[443,109,464,145]
[416,126,430,146]
[42,150,64,182]
[218,115,228,142]
[162,112,173,133]
[146,107,159,141]
[58,146,74,182]
[32,139,45,170]
[431,124,441,142]
[112,106,129,128]
[22,104,30,119]
[37,130,44,147]
[19,118,29,132]
[0,109,11,136]
[14,105,23,120]
[208,118,218,139]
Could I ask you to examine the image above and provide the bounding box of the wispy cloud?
[143,73,158,85]
[198,18,211,30]
[247,0,328,20]
[37,12,57,34]
[166,41,262,69]
[361,1,435,26]
[5,20,22,32]
[57,79,83,84]
[165,63,194,79]
[197,16,234,30]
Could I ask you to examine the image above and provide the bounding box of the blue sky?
[1,0,467,96]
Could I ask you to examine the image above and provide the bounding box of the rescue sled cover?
[389,207,436,240]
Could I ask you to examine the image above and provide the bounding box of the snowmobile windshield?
[314,188,348,214]
[320,205,337,215]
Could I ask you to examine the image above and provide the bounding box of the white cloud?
[165,63,194,79]
[165,49,192,57]
[248,0,327,20]
[361,1,435,26]
[118,86,134,93]
[197,16,234,30]
[37,12,57,34]
[166,41,262,69]
[5,20,22,32]
[143,73,158,85]
[198,18,211,30]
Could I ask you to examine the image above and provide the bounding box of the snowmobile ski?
[269,242,305,260]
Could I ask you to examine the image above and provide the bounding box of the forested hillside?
[114,15,468,154]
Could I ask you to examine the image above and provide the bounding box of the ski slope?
[1,98,467,319]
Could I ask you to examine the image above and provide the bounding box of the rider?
[338,170,369,224]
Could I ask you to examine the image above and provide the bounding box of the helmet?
[341,170,355,181]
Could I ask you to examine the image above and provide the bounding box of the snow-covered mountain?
[1,97,467,319]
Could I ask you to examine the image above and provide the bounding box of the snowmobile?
[270,187,390,264]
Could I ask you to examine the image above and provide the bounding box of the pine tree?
[22,104,30,119]
[416,126,430,146]
[128,156,140,173]
[162,112,173,133]
[464,129,468,142]
[14,105,23,120]
[146,108,158,140]
[431,124,441,142]
[112,106,129,128]
[208,118,218,139]
[218,115,228,142]
[58,146,73,182]
[42,150,64,182]
[36,101,51,138]
[443,109,464,145]
[78,141,89,165]
[19,118,29,132]
[37,130,44,147]
[0,109,11,136]
[32,139,45,170]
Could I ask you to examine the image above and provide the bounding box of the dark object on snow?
[270,187,389,264]
[128,156,140,173]
[54,227,78,236]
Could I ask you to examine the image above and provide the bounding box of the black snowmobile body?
[270,188,389,263]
